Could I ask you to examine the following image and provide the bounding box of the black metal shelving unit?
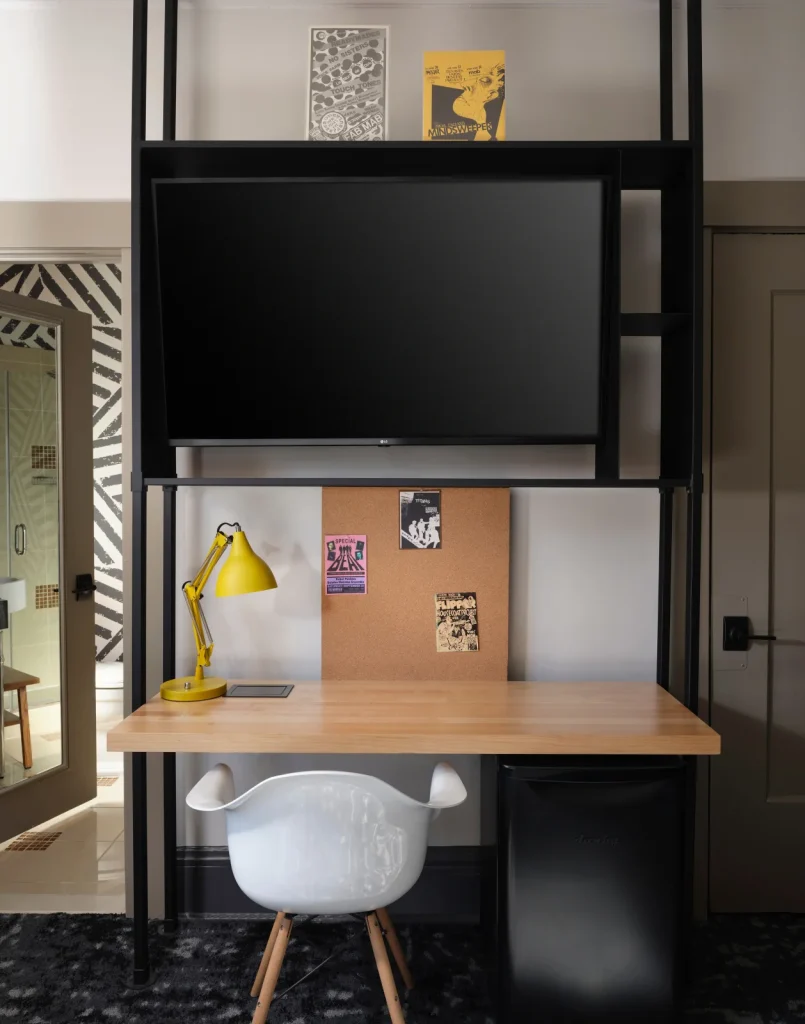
[129,0,703,986]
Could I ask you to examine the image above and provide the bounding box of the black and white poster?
[435,592,479,652]
[400,490,441,549]
[308,27,388,141]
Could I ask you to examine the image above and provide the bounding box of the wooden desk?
[113,679,718,1001]
[108,680,720,756]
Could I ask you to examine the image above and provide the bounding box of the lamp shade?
[215,530,277,597]
[0,577,26,613]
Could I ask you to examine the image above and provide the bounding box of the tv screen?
[153,178,607,445]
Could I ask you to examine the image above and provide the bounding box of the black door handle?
[723,615,777,652]
[72,573,97,601]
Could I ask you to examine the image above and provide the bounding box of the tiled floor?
[0,683,126,913]
[0,775,125,913]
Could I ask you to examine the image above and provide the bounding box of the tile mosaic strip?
[96,776,120,787]
[31,444,57,470]
[35,583,60,610]
[7,830,62,851]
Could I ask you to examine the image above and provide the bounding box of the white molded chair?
[187,762,467,1024]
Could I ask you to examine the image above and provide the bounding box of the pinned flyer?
[324,535,367,595]
[400,490,441,549]
[435,592,479,652]
[308,28,388,141]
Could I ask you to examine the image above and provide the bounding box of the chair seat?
[186,762,467,1024]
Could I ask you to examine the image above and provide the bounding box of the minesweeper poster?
[423,50,505,141]
[308,28,388,141]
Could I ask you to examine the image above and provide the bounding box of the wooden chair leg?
[251,913,285,997]
[251,914,292,1024]
[18,687,32,770]
[366,912,406,1024]
[376,907,414,990]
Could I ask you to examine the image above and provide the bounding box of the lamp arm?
[190,530,230,594]
[183,531,230,681]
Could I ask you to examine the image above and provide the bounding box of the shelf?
[145,477,690,490]
[140,139,694,191]
[621,313,692,336]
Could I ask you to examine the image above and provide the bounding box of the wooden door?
[711,232,805,910]
[0,289,96,842]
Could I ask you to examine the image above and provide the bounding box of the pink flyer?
[324,535,367,595]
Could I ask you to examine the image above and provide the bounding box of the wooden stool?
[3,666,40,770]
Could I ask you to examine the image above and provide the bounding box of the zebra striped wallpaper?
[0,263,123,663]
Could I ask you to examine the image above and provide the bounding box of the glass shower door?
[3,351,62,779]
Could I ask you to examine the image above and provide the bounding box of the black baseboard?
[178,845,483,922]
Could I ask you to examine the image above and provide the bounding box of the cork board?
[322,487,510,680]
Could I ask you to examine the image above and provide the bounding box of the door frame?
[0,201,144,904]
[700,181,805,915]
[0,287,97,834]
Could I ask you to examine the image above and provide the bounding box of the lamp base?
[160,677,227,702]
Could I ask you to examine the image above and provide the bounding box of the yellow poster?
[423,50,505,141]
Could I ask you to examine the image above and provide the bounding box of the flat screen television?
[153,177,610,445]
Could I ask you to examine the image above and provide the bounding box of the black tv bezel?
[152,173,616,448]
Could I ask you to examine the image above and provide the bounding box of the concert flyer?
[324,534,367,594]
[423,50,505,141]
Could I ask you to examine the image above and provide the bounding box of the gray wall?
[4,1,805,200]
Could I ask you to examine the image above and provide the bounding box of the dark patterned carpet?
[1,914,804,1022]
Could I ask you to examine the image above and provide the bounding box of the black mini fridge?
[497,756,686,1024]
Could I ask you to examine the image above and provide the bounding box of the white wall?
[1,0,805,201]
[174,471,661,847]
[3,0,804,852]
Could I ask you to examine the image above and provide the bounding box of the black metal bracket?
[723,615,777,652]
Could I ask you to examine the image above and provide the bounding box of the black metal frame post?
[162,0,179,143]
[594,172,622,481]
[130,485,150,985]
[162,487,178,932]
[161,0,180,936]
[656,488,674,689]
[683,0,703,981]
[130,0,150,988]
[684,0,704,712]
[659,0,674,141]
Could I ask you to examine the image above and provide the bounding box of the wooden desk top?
[3,666,40,692]
[108,680,720,756]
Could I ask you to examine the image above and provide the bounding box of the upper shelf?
[621,313,692,336]
[144,477,690,490]
[139,140,694,191]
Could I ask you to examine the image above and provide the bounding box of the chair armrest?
[427,761,468,810]
[186,762,236,812]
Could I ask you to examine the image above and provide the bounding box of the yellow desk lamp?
[160,521,277,702]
